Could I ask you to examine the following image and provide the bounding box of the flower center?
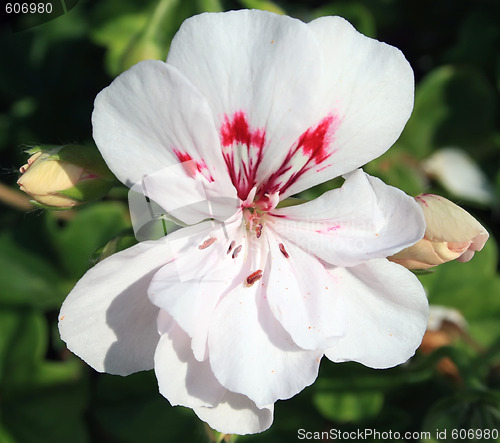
[243,207,265,238]
[241,188,279,239]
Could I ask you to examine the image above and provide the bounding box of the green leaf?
[400,66,496,158]
[421,237,500,347]
[0,308,89,443]
[0,309,47,389]
[91,12,151,76]
[313,390,384,423]
[422,238,500,320]
[421,389,500,442]
[196,0,223,12]
[364,149,427,196]
[238,0,286,15]
[46,202,131,279]
[0,234,65,309]
[93,372,201,443]
[2,382,90,443]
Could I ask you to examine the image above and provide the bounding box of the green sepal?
[22,143,116,182]
[54,144,116,182]
[28,200,75,211]
[57,177,114,203]
[412,268,436,276]
[21,143,59,156]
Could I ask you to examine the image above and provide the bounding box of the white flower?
[59,10,429,435]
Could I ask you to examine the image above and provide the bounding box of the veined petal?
[155,313,225,408]
[270,170,425,267]
[208,265,322,407]
[92,60,230,189]
[155,313,274,435]
[280,16,414,195]
[142,165,239,225]
[167,10,327,200]
[58,240,171,375]
[149,217,248,361]
[324,259,428,368]
[265,230,346,350]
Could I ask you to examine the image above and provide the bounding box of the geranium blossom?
[59,10,429,434]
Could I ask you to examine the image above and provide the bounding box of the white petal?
[194,391,274,435]
[142,165,239,225]
[58,240,171,375]
[271,170,425,267]
[265,230,346,350]
[149,218,247,361]
[92,60,230,188]
[155,314,225,408]
[167,10,327,200]
[324,259,429,368]
[155,313,274,435]
[208,267,322,407]
[280,16,414,196]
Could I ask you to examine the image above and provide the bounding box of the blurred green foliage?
[0,0,499,442]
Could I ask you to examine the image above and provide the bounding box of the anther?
[255,223,263,238]
[279,243,289,258]
[232,245,242,259]
[227,240,236,254]
[198,237,217,250]
[246,269,263,286]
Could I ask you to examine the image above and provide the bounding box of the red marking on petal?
[246,269,263,286]
[221,112,265,147]
[316,224,341,234]
[173,148,214,182]
[259,113,340,197]
[220,111,266,200]
[279,243,289,258]
[298,114,337,164]
[198,237,217,250]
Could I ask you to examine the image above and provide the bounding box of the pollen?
[198,237,217,250]
[246,269,263,286]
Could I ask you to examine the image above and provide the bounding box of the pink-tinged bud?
[17,145,114,210]
[389,194,489,269]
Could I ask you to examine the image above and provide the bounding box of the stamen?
[279,243,289,258]
[255,223,263,239]
[198,237,217,250]
[246,270,263,286]
[232,245,242,259]
[227,240,236,254]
